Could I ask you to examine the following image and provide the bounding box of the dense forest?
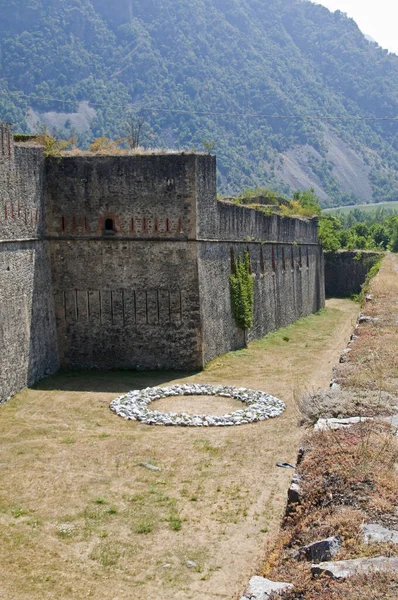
[1,0,398,206]
[319,208,398,252]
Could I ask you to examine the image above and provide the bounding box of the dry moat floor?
[0,299,358,600]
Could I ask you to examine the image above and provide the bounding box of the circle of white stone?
[110,383,286,427]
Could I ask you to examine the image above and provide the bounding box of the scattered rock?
[287,474,302,509]
[314,415,398,433]
[314,416,373,431]
[56,523,75,536]
[185,561,197,569]
[366,295,374,302]
[296,446,306,466]
[299,535,342,563]
[359,314,378,324]
[330,382,341,392]
[162,563,172,569]
[240,576,293,600]
[312,556,398,579]
[362,523,398,544]
[110,384,286,427]
[139,462,161,471]
[339,348,352,363]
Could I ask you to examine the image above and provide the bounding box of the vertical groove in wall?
[260,247,265,274]
[122,289,125,325]
[168,290,171,324]
[63,291,67,321]
[179,289,183,322]
[133,290,137,324]
[87,290,91,322]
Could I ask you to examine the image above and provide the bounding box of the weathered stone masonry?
[0,123,59,403]
[0,122,325,403]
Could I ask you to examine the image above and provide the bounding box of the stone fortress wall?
[0,123,59,403]
[0,121,325,403]
[45,154,204,371]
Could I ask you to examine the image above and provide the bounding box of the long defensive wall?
[0,122,325,403]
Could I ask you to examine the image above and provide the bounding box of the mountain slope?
[1,0,398,206]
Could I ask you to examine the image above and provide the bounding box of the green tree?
[387,216,398,252]
[318,215,342,252]
[292,189,322,216]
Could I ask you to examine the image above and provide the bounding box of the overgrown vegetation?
[281,190,322,218]
[2,0,398,202]
[357,258,383,301]
[230,186,322,218]
[319,208,398,252]
[34,128,76,157]
[234,187,282,206]
[229,251,254,337]
[264,255,398,600]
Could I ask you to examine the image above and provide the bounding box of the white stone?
[240,576,293,600]
[314,417,373,431]
[185,561,197,568]
[362,523,398,544]
[110,384,285,427]
[312,556,398,579]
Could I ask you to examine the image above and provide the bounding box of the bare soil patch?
[0,299,358,600]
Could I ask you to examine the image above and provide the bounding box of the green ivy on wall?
[229,250,254,333]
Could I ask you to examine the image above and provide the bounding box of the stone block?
[240,576,293,600]
[362,523,398,544]
[312,556,398,579]
[299,535,342,562]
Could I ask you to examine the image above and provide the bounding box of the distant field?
[324,201,398,215]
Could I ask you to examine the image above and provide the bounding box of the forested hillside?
[1,0,398,206]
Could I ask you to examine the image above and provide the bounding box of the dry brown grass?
[299,388,397,425]
[264,254,398,600]
[63,147,207,157]
[0,300,358,600]
[263,423,398,598]
[271,571,398,600]
[334,255,398,393]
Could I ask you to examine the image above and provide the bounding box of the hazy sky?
[312,0,398,55]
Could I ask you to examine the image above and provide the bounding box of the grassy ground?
[264,254,398,599]
[323,201,398,215]
[0,299,358,600]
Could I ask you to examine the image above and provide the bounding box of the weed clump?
[230,250,254,334]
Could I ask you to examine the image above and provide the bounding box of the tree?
[318,215,342,252]
[292,189,322,216]
[387,216,398,252]
[125,114,146,150]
